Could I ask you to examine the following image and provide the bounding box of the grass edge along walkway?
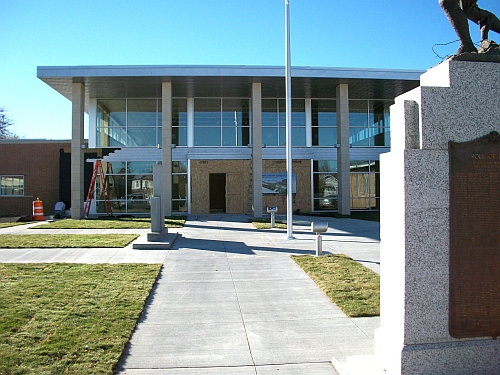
[0,234,139,248]
[291,254,380,317]
[33,217,187,230]
[0,263,162,375]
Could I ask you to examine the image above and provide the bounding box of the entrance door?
[226,173,243,213]
[209,173,226,213]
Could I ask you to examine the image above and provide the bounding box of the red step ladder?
[84,160,113,218]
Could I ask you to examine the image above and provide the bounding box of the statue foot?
[456,44,477,54]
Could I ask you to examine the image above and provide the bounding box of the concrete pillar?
[336,84,351,216]
[162,82,173,217]
[71,82,85,219]
[252,82,263,218]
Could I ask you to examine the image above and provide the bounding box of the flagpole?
[285,0,294,239]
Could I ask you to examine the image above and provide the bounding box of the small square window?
[1,175,24,196]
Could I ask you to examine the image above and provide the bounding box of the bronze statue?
[439,0,500,54]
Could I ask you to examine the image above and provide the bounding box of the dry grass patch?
[34,217,187,230]
[0,263,161,375]
[0,234,138,248]
[249,218,287,229]
[292,254,380,317]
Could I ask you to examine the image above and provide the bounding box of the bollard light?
[311,222,328,256]
[267,206,278,228]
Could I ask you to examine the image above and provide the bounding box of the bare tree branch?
[0,108,19,139]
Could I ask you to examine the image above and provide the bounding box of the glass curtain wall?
[172,161,188,212]
[96,99,161,147]
[311,99,337,146]
[95,161,156,214]
[172,99,187,146]
[262,99,306,146]
[313,161,338,211]
[350,160,380,210]
[349,100,392,147]
[193,98,250,146]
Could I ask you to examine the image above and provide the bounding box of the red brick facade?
[0,140,70,219]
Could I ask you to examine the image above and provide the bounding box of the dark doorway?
[59,150,97,210]
[209,173,226,213]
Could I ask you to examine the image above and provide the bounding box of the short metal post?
[316,233,322,256]
[271,212,276,228]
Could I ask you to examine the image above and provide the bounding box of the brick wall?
[0,141,70,219]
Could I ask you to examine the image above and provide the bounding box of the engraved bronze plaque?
[449,131,500,339]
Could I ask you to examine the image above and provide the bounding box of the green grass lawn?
[0,263,161,375]
[33,217,186,230]
[292,254,380,317]
[0,234,138,248]
[249,218,287,229]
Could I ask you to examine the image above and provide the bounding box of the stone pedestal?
[374,60,500,375]
[146,196,170,242]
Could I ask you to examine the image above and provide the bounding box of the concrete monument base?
[374,59,500,375]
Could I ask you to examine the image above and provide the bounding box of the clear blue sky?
[2,0,499,140]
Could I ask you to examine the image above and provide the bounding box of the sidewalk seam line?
[223,233,258,375]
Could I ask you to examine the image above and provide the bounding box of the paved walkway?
[0,215,382,375]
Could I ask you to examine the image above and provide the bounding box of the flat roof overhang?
[37,65,424,107]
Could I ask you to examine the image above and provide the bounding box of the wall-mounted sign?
[262,173,296,195]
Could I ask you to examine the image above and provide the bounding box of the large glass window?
[262,99,306,147]
[96,99,127,147]
[172,161,188,212]
[0,175,24,196]
[96,99,161,147]
[172,99,187,146]
[194,98,250,146]
[95,161,156,214]
[222,99,250,146]
[350,160,380,210]
[349,100,392,147]
[312,99,337,146]
[313,161,338,211]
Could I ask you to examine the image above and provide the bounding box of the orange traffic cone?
[32,198,45,221]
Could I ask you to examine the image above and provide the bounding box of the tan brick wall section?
[190,159,311,215]
[191,160,252,214]
[262,159,311,215]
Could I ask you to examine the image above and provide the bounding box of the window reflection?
[349,100,392,147]
[96,98,161,147]
[313,161,338,211]
[350,160,380,210]
[172,161,188,212]
[173,99,187,146]
[193,98,250,146]
[312,100,336,146]
[262,99,305,146]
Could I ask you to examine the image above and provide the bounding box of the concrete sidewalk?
[0,214,382,374]
[114,215,381,375]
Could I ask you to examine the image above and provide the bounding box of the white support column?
[336,84,351,216]
[162,82,173,217]
[88,98,97,148]
[71,82,85,219]
[252,82,263,218]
